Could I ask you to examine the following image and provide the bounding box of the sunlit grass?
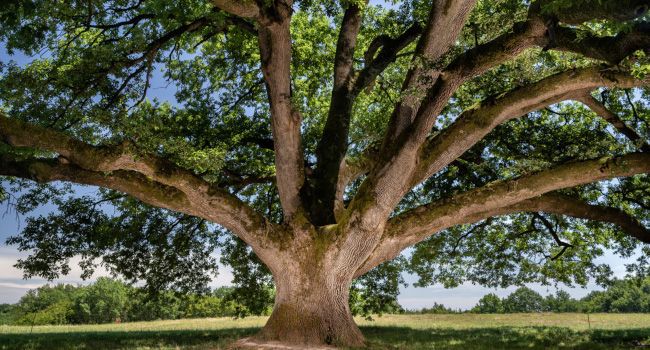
[1,313,649,349]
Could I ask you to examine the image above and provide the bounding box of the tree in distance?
[1,0,650,347]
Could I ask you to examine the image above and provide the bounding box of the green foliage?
[0,304,14,325]
[1,0,649,314]
[503,287,547,313]
[472,293,504,313]
[11,284,77,326]
[70,277,130,324]
[217,235,274,317]
[408,303,458,314]
[545,290,580,313]
[6,278,251,325]
[581,277,650,313]
[350,259,406,319]
[466,274,650,314]
[14,300,73,326]
[126,290,185,321]
[6,193,220,294]
[5,275,405,325]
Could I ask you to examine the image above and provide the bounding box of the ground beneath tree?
[231,337,337,349]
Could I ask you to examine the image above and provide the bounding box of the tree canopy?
[1,0,649,346]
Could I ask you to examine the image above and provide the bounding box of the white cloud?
[0,247,30,280]
[209,264,235,288]
[0,246,113,302]
[0,247,111,282]
[0,282,44,290]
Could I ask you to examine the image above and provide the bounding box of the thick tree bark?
[257,269,364,347]
[257,1,305,221]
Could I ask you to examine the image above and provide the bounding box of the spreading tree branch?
[553,22,650,65]
[340,0,479,236]
[531,213,574,261]
[413,67,647,186]
[352,23,423,95]
[516,193,650,244]
[0,114,274,247]
[409,0,650,141]
[355,153,650,277]
[383,0,478,145]
[0,156,192,217]
[342,6,546,238]
[309,5,422,225]
[577,92,650,152]
[310,19,421,224]
[332,3,366,90]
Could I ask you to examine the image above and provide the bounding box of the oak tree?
[1,0,650,347]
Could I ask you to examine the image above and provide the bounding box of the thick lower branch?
[394,153,650,241]
[0,156,191,215]
[0,155,284,271]
[355,153,650,277]
[0,115,273,250]
[509,193,650,244]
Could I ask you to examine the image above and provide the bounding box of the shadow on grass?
[1,326,649,350]
[0,327,260,350]
[358,326,650,350]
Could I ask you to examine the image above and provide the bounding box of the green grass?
[1,314,649,349]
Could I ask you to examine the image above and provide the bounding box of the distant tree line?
[472,276,650,314]
[0,277,270,326]
[403,275,650,314]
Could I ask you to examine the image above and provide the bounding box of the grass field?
[1,313,649,349]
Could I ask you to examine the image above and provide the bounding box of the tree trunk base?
[251,271,365,348]
[232,337,338,350]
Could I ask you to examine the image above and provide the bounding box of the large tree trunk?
[252,263,365,348]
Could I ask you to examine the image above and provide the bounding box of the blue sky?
[0,2,641,310]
